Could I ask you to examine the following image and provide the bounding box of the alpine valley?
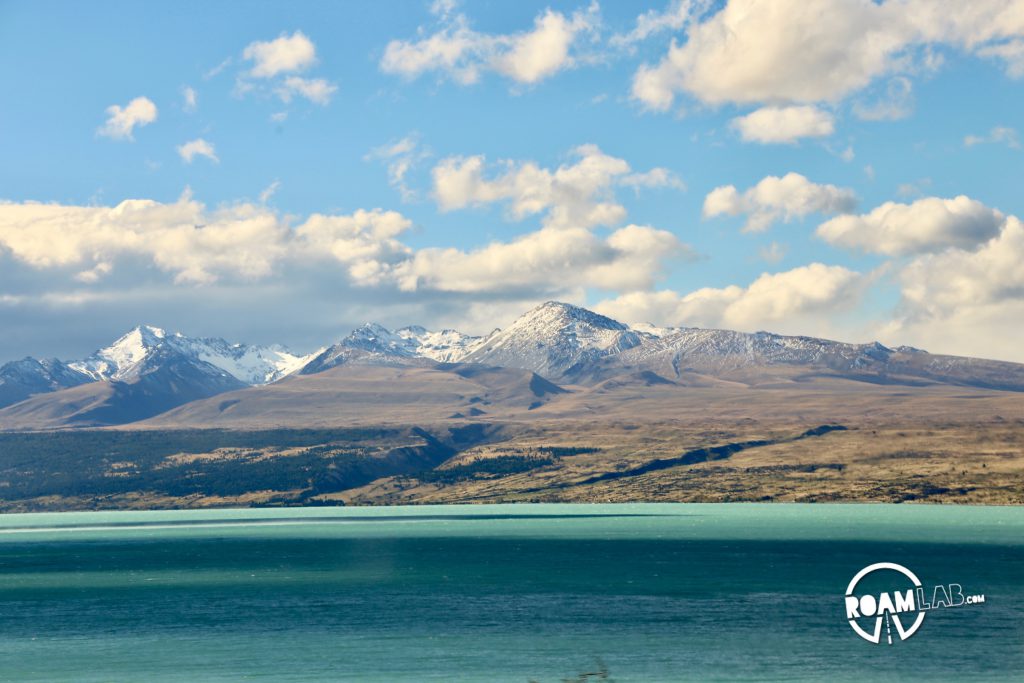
[1,301,1023,510]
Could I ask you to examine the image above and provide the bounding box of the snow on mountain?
[69,325,311,385]
[395,326,485,362]
[7,300,1024,425]
[183,338,318,385]
[616,327,900,377]
[627,321,674,338]
[461,301,649,379]
[299,323,483,374]
[0,357,92,408]
[70,325,168,381]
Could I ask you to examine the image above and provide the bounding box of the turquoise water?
[0,504,1021,682]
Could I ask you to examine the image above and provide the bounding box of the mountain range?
[2,301,1024,430]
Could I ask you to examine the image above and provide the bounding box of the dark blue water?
[0,504,1020,681]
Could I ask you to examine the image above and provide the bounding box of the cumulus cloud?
[176,138,219,164]
[243,31,317,78]
[703,172,857,233]
[275,76,337,105]
[630,0,1024,112]
[0,195,420,288]
[237,31,337,105]
[392,224,689,294]
[730,105,835,144]
[880,215,1024,361]
[0,193,289,285]
[816,195,1005,255]
[0,189,689,299]
[595,263,864,333]
[97,96,158,140]
[380,2,599,85]
[432,144,682,230]
[294,209,415,286]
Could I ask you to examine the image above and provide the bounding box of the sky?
[1,0,1023,363]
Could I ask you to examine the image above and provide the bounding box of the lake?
[0,504,1021,681]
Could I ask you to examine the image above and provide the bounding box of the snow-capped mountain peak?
[68,326,310,385]
[396,326,484,362]
[70,324,168,381]
[461,301,647,378]
[299,321,484,373]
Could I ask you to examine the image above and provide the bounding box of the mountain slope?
[0,348,247,429]
[606,327,1024,391]
[4,300,1024,431]
[71,325,312,385]
[299,323,483,374]
[137,362,568,429]
[461,302,647,380]
[0,358,92,409]
[0,326,307,428]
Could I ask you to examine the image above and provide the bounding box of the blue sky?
[2,0,1023,362]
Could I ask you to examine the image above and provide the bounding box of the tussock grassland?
[2,385,1023,509]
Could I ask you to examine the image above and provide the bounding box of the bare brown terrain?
[1,376,1021,511]
[327,418,1024,506]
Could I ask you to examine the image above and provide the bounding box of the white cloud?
[976,39,1024,77]
[594,263,864,333]
[366,135,431,200]
[392,224,689,294]
[964,125,1021,149]
[0,191,689,298]
[236,31,336,106]
[611,0,708,48]
[294,209,415,286]
[703,172,857,233]
[97,96,158,140]
[0,192,288,285]
[816,195,1005,256]
[880,215,1024,361]
[380,2,599,85]
[0,196,409,289]
[431,144,680,230]
[730,105,835,144]
[630,0,1024,112]
[182,86,198,113]
[176,138,219,164]
[243,31,317,78]
[276,76,337,105]
[74,262,113,284]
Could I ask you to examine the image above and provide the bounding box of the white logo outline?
[845,562,926,644]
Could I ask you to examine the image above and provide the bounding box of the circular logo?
[845,562,925,644]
